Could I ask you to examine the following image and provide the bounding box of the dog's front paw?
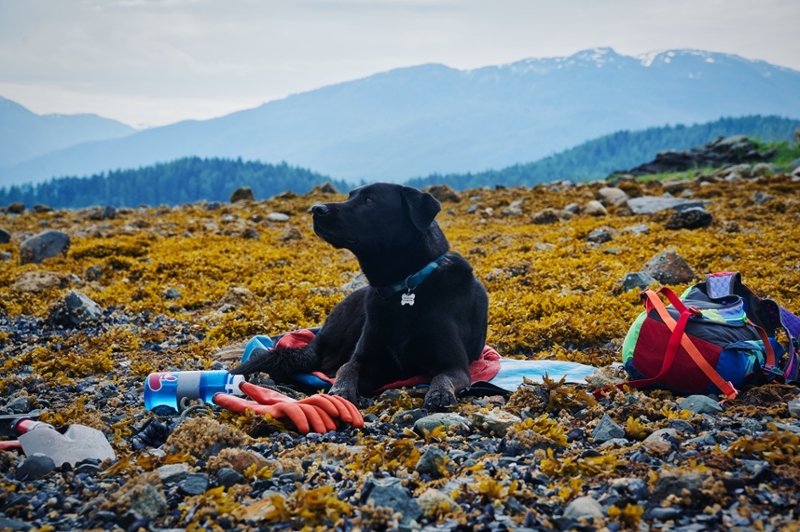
[423,389,458,411]
[328,382,359,406]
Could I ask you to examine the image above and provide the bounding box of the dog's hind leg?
[229,346,322,384]
[423,366,471,411]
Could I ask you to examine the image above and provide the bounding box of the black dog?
[231,183,488,411]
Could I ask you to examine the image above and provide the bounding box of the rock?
[4,395,31,413]
[157,463,190,484]
[753,191,775,205]
[471,409,521,437]
[752,163,774,177]
[0,227,10,243]
[281,226,304,241]
[643,428,678,451]
[623,223,650,236]
[652,471,710,507]
[229,187,255,203]
[16,454,56,480]
[417,488,457,517]
[414,413,469,435]
[180,473,209,496]
[415,445,451,478]
[13,271,70,293]
[679,395,724,415]
[641,249,696,285]
[649,506,684,521]
[562,495,604,520]
[216,467,244,488]
[102,205,117,219]
[7,202,25,214]
[163,287,182,300]
[627,196,705,215]
[620,135,776,177]
[266,212,290,222]
[392,408,428,427]
[363,478,422,525]
[531,208,572,224]
[597,187,628,207]
[583,200,608,216]
[592,414,625,443]
[341,273,369,294]
[424,184,460,203]
[230,450,270,474]
[620,271,657,292]
[1,251,11,261]
[217,287,254,309]
[788,157,800,170]
[49,290,103,327]
[128,481,167,519]
[206,201,222,210]
[241,228,260,240]
[315,182,339,194]
[788,398,800,418]
[586,226,618,244]
[664,207,713,230]
[19,230,70,265]
[0,517,31,531]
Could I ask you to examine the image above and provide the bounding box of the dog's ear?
[401,186,441,231]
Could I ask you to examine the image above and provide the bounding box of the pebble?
[415,445,451,478]
[414,413,469,434]
[680,395,724,415]
[562,495,604,519]
[216,467,245,488]
[157,463,190,484]
[363,478,422,525]
[16,454,56,480]
[592,414,625,442]
[180,473,210,496]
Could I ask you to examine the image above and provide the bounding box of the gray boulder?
[0,227,10,244]
[19,230,70,265]
[664,207,713,230]
[49,290,104,328]
[229,187,255,203]
[641,250,696,285]
[627,196,705,215]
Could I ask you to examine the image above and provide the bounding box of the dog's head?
[309,183,442,254]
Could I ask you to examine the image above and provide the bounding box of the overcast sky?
[1,0,798,129]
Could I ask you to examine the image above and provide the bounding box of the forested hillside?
[0,158,347,209]
[2,115,799,209]
[406,115,800,190]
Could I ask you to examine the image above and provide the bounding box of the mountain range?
[1,47,799,187]
[0,97,135,170]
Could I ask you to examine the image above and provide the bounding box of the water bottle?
[144,370,246,414]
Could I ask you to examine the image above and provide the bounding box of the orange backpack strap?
[638,290,739,400]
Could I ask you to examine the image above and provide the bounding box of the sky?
[1,0,798,129]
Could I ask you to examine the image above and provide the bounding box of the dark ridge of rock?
[613,135,777,177]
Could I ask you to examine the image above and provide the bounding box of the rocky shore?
[2,165,800,531]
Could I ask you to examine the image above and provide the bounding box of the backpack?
[622,272,800,399]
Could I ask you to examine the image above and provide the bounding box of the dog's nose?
[309,203,329,216]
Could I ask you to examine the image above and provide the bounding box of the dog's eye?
[364,197,374,206]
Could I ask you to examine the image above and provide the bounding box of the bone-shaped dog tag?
[401,293,415,306]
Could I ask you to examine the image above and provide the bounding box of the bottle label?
[175,371,202,400]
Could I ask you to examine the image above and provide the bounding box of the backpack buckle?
[762,364,784,379]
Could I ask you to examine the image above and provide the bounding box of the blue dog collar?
[376,254,447,299]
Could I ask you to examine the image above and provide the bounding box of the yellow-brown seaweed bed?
[1,173,800,531]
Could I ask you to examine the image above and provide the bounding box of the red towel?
[274,329,501,392]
